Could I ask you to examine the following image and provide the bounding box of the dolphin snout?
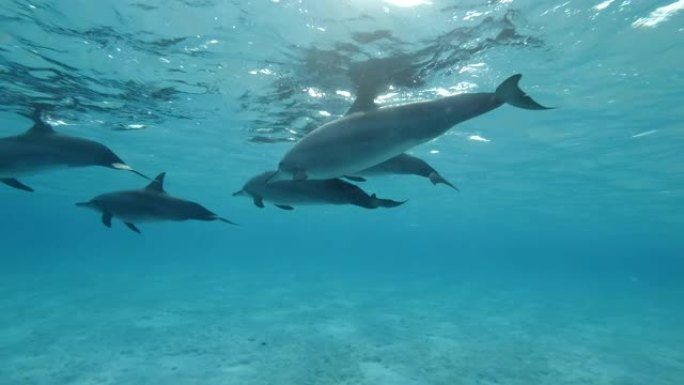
[232,189,245,197]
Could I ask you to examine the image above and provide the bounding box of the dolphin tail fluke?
[371,193,407,209]
[217,217,240,226]
[495,74,553,110]
[1,178,34,192]
[428,172,459,191]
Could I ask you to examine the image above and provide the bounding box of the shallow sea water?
[1,1,683,384]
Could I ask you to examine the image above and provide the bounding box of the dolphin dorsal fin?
[345,89,379,115]
[22,106,55,135]
[28,121,55,135]
[145,172,166,193]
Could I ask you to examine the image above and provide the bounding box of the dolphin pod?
[0,108,147,192]
[76,172,237,233]
[2,73,551,232]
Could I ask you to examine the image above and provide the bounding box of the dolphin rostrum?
[76,172,237,233]
[233,170,406,210]
[271,74,550,182]
[0,108,147,192]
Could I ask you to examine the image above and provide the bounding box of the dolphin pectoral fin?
[344,176,367,182]
[495,74,553,110]
[253,196,265,208]
[101,212,113,228]
[1,178,34,192]
[428,172,459,191]
[124,222,141,234]
[274,204,294,211]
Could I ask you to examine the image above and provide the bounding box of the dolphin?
[76,172,237,233]
[352,153,458,190]
[233,170,406,210]
[270,74,550,182]
[0,108,147,192]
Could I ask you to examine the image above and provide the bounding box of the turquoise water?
[1,1,683,384]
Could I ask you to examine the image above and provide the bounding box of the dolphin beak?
[232,189,245,197]
[111,163,151,180]
[75,201,92,208]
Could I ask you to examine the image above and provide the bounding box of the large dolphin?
[0,108,147,192]
[353,153,458,190]
[271,74,550,181]
[76,172,237,233]
[233,170,406,210]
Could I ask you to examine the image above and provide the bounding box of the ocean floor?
[0,271,682,385]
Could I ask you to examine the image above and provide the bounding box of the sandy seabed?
[1,271,682,385]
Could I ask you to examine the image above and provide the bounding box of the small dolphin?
[233,170,406,210]
[76,172,237,233]
[0,108,147,192]
[271,74,550,181]
[352,153,458,190]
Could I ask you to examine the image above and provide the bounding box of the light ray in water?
[632,0,684,28]
[384,0,432,7]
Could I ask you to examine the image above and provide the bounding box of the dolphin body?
[76,172,237,233]
[0,109,146,192]
[272,74,550,182]
[233,170,405,210]
[353,153,458,190]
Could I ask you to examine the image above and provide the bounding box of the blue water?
[1,1,683,384]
